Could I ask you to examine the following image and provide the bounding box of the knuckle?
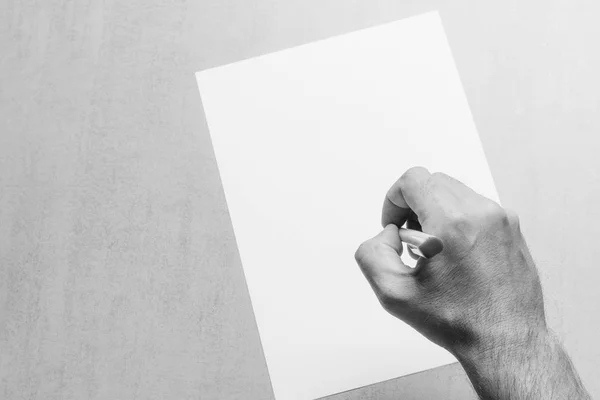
[354,240,381,265]
[430,171,447,182]
[404,166,429,177]
[505,208,521,229]
[400,166,428,185]
[354,242,371,265]
[477,201,506,225]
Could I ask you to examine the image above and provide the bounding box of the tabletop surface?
[1,1,599,399]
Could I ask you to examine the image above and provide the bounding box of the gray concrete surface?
[1,0,599,399]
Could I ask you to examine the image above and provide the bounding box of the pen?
[398,228,444,259]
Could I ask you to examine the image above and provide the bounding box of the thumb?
[354,224,413,277]
[375,223,404,256]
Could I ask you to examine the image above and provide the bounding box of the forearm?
[454,329,592,400]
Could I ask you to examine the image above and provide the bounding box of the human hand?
[354,167,548,357]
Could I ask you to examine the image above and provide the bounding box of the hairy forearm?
[455,329,592,400]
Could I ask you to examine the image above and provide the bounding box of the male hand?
[354,166,546,355]
[354,167,593,400]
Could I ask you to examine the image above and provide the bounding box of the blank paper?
[196,11,500,400]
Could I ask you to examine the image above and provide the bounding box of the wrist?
[451,323,552,371]
[450,326,593,400]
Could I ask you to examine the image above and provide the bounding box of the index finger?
[382,166,433,227]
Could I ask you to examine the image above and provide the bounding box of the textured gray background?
[1,0,599,399]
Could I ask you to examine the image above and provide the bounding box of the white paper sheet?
[196,11,500,400]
